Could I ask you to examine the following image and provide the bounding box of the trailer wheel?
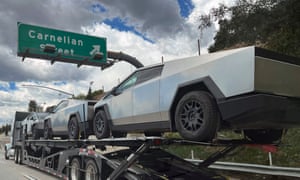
[44,120,53,139]
[175,91,219,142]
[4,147,9,160]
[70,158,81,180]
[14,148,19,164]
[18,148,23,165]
[244,129,284,143]
[85,160,99,180]
[93,110,110,139]
[68,117,80,139]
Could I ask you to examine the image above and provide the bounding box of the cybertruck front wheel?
[93,110,110,139]
[175,91,219,142]
[68,117,80,139]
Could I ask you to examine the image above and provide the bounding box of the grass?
[163,129,300,167]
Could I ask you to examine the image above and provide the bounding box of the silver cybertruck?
[94,46,300,143]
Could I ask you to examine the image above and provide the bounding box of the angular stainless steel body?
[45,99,95,136]
[94,46,300,132]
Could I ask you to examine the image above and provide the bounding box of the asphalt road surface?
[0,150,57,180]
[0,133,57,180]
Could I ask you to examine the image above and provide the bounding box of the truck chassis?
[12,134,278,180]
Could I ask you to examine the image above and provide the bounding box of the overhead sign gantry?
[17,22,144,69]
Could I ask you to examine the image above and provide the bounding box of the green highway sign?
[17,22,107,65]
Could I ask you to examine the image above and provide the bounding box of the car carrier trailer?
[13,135,281,180]
[13,136,233,180]
[11,112,280,180]
[11,112,228,180]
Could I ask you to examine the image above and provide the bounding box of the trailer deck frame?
[13,136,279,180]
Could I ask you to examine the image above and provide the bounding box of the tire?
[144,132,162,137]
[32,125,39,140]
[68,117,80,139]
[70,158,81,180]
[4,148,9,160]
[24,125,28,139]
[14,148,19,164]
[44,120,52,139]
[244,129,284,144]
[175,91,219,142]
[93,110,110,139]
[18,148,23,165]
[112,131,126,138]
[85,160,99,180]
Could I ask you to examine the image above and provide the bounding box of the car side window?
[116,73,138,92]
[136,66,163,85]
[53,100,68,112]
[30,115,36,121]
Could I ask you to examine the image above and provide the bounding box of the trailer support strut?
[108,142,150,180]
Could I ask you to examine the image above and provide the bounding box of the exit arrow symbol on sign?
[90,45,101,55]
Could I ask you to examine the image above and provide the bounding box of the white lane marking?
[23,174,39,180]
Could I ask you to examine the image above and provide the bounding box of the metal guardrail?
[186,159,300,178]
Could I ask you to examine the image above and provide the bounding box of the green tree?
[199,0,300,57]
[5,124,10,136]
[73,89,105,100]
[73,93,87,100]
[28,100,37,112]
[86,86,93,100]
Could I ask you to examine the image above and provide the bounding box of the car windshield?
[53,100,68,112]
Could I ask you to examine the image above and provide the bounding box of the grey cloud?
[0,0,100,82]
[100,0,189,39]
[0,0,100,53]
[0,46,91,81]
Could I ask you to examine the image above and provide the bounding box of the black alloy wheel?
[175,91,219,142]
[93,110,109,139]
[68,117,80,139]
[44,121,52,139]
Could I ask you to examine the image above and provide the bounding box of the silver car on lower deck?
[21,112,49,139]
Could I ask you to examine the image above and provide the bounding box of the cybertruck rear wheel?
[175,91,219,142]
[44,120,53,139]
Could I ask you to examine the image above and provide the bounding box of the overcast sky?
[0,0,233,125]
